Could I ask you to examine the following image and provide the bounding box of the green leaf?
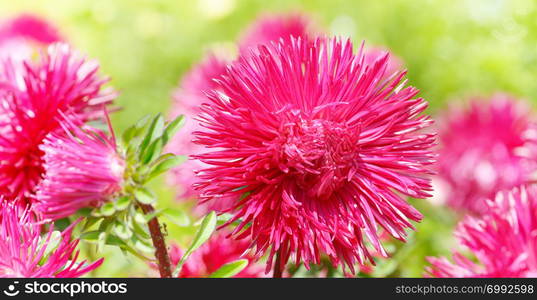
[208,259,248,278]
[122,115,151,144]
[141,137,164,165]
[162,208,190,227]
[99,202,116,217]
[162,115,185,145]
[172,211,217,277]
[132,237,154,254]
[134,187,155,205]
[115,196,131,211]
[131,217,151,239]
[80,230,100,242]
[113,221,133,240]
[139,114,164,161]
[146,155,187,181]
[82,217,100,231]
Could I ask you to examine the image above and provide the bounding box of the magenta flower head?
[239,13,314,52]
[0,14,61,45]
[0,202,103,277]
[426,185,537,277]
[168,231,265,278]
[0,43,116,203]
[0,14,62,62]
[193,37,435,274]
[436,95,537,214]
[35,115,125,221]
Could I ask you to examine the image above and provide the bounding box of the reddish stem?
[273,250,283,278]
[140,203,172,278]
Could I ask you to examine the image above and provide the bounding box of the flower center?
[277,119,361,199]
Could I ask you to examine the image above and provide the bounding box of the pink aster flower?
[168,231,265,278]
[426,185,537,277]
[239,13,314,52]
[436,95,537,214]
[35,115,125,221]
[0,202,103,277]
[0,14,62,63]
[0,43,116,203]
[193,37,435,274]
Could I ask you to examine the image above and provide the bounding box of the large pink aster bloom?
[436,95,537,214]
[193,37,435,274]
[239,13,314,52]
[0,202,103,277]
[0,14,62,63]
[0,43,116,203]
[168,231,265,278]
[35,115,125,221]
[426,185,537,277]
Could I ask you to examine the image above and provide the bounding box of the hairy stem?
[140,203,172,278]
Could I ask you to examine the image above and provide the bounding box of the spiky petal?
[0,202,103,277]
[436,95,537,214]
[426,185,537,277]
[35,116,124,221]
[193,37,435,274]
[0,43,116,203]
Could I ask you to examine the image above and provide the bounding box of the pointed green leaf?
[162,115,185,145]
[172,211,217,277]
[122,115,151,144]
[139,114,164,160]
[208,259,248,278]
[146,155,187,181]
[142,137,164,165]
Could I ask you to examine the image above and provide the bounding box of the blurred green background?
[1,0,535,277]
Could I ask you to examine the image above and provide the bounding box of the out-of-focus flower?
[193,37,435,274]
[0,43,116,204]
[0,14,62,63]
[35,115,124,221]
[0,202,103,277]
[166,54,230,201]
[436,95,537,214]
[238,12,315,52]
[168,231,265,278]
[426,185,537,277]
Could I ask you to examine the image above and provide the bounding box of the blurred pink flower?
[35,115,124,221]
[0,202,103,277]
[0,43,116,204]
[436,95,537,214]
[193,37,435,274]
[0,14,62,63]
[426,185,537,277]
[239,13,314,52]
[166,54,230,201]
[168,231,265,278]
